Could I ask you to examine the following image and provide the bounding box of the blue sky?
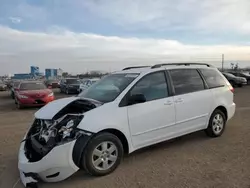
[0,0,250,74]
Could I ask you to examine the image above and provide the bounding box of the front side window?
[170,69,205,95]
[130,72,168,102]
[79,73,139,103]
[200,69,225,88]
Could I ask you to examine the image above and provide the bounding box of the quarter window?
[170,69,205,95]
[200,69,225,88]
[130,72,168,102]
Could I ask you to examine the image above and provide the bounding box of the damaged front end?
[19,98,101,187]
[24,98,100,162]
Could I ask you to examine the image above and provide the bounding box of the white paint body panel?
[18,138,79,186]
[35,97,80,119]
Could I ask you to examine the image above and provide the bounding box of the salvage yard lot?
[0,88,250,188]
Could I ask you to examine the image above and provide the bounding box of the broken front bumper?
[18,139,79,187]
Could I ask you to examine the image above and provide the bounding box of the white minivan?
[18,63,235,187]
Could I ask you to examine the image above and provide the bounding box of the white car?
[18,63,235,187]
[78,78,100,93]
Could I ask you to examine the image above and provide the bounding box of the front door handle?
[164,101,173,105]
[175,98,184,103]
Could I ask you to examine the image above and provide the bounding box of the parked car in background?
[0,80,7,91]
[60,78,81,94]
[10,81,21,99]
[228,71,250,84]
[44,79,60,88]
[18,63,235,187]
[14,81,54,109]
[79,78,100,93]
[222,72,247,87]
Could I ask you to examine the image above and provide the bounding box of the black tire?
[238,84,243,87]
[16,102,23,109]
[82,132,124,176]
[205,109,226,137]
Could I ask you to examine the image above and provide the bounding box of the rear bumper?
[227,103,236,121]
[18,139,79,187]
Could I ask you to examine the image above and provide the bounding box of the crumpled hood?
[35,97,80,119]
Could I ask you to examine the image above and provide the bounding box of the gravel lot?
[0,88,250,188]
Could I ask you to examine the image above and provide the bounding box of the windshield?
[242,72,250,76]
[47,80,58,84]
[78,73,139,103]
[66,79,80,84]
[20,82,47,90]
[223,73,236,78]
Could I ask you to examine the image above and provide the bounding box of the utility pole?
[222,54,224,71]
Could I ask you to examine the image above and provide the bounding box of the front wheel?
[205,109,226,137]
[82,133,124,176]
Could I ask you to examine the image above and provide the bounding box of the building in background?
[12,73,33,80]
[30,66,39,76]
[45,68,58,79]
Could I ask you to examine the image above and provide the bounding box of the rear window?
[66,79,80,84]
[200,69,225,88]
[20,82,47,90]
[169,69,205,95]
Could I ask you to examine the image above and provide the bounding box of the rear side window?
[169,69,205,95]
[200,69,225,88]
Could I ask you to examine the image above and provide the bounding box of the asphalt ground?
[0,87,250,188]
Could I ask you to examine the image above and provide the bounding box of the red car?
[14,81,55,109]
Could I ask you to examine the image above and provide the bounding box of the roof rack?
[122,66,150,70]
[151,63,214,69]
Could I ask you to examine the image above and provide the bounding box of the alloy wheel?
[91,141,118,171]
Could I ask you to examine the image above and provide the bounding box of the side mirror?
[128,94,146,105]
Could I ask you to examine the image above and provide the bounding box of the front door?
[127,71,176,149]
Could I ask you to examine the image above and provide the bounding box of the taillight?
[228,83,234,93]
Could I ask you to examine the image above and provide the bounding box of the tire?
[82,132,124,176]
[238,84,243,87]
[16,102,23,109]
[205,109,226,137]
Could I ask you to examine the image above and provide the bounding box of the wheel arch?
[98,128,130,154]
[213,106,228,120]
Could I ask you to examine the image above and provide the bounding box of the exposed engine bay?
[24,99,101,162]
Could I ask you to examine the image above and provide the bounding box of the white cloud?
[82,0,250,34]
[8,17,22,24]
[0,25,249,75]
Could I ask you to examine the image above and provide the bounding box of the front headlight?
[48,92,54,97]
[18,94,28,99]
[57,115,84,142]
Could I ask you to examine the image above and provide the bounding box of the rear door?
[169,69,213,134]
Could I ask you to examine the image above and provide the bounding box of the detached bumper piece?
[20,171,38,188]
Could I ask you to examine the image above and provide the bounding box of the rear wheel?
[82,133,124,176]
[205,109,226,137]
